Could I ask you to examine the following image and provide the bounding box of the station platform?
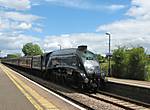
[107,77,150,89]
[0,64,83,110]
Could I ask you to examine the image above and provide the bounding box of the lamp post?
[58,44,61,50]
[106,32,111,76]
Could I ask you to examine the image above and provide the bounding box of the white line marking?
[6,66,86,110]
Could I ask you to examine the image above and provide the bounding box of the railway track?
[98,91,150,109]
[5,65,150,110]
[83,91,150,110]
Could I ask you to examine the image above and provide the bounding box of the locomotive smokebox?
[78,45,87,51]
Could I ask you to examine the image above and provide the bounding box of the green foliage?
[0,50,1,57]
[97,54,106,63]
[147,65,150,81]
[112,46,148,81]
[22,43,43,56]
[112,47,127,78]
[7,53,21,58]
[0,50,1,61]
[97,54,109,75]
[147,55,150,81]
[127,47,147,80]
[100,62,108,74]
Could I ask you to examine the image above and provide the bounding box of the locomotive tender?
[2,46,105,90]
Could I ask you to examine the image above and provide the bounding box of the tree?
[22,43,43,56]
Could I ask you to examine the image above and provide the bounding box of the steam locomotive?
[2,46,106,91]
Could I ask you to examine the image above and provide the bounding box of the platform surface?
[0,64,37,110]
[107,77,150,89]
[0,64,82,110]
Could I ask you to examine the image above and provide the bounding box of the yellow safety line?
[0,64,59,110]
[0,65,43,110]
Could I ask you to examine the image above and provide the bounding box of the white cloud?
[108,5,125,11]
[16,22,32,30]
[45,0,125,11]
[0,32,108,56]
[96,0,150,53]
[43,33,108,54]
[0,33,40,56]
[126,0,150,19]
[2,11,42,23]
[0,0,44,56]
[0,11,42,32]
[0,0,31,10]
[0,19,9,30]
[0,31,119,56]
[4,0,150,56]
[33,27,43,33]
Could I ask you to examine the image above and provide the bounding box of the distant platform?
[107,77,150,89]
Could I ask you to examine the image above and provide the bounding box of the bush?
[112,47,127,78]
[100,62,108,75]
[127,47,147,80]
[112,46,148,81]
[97,54,106,63]
[145,65,150,81]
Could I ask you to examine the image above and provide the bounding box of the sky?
[0,0,150,56]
